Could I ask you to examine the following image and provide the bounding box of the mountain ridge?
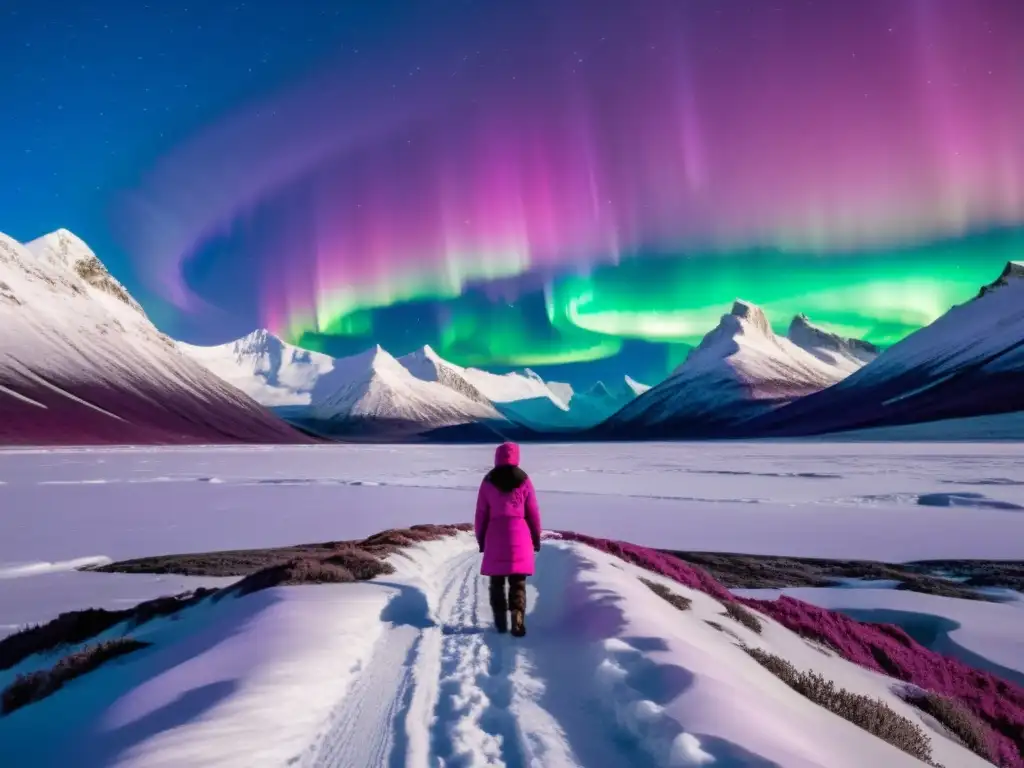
[0,230,310,445]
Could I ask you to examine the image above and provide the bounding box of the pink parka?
[475,442,542,576]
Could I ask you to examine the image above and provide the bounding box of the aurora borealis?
[103,0,1024,382]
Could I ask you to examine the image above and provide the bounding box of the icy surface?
[0,534,993,768]
[2,442,1024,636]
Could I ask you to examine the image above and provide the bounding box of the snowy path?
[299,547,638,768]
[0,533,995,768]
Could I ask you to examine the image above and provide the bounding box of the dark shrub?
[742,595,1024,767]
[227,545,399,598]
[704,620,742,641]
[903,690,995,762]
[224,525,468,596]
[744,647,934,764]
[97,523,474,578]
[659,550,1001,601]
[230,558,358,596]
[324,546,395,580]
[724,602,763,634]
[2,638,150,715]
[640,578,692,611]
[0,589,212,671]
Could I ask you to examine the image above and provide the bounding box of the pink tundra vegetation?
[557,531,1024,768]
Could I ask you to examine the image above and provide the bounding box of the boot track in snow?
[299,546,642,768]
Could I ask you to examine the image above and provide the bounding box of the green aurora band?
[285,229,1024,367]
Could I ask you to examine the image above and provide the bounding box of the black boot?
[489,576,508,633]
[509,576,527,637]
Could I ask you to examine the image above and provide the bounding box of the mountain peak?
[26,230,143,314]
[789,313,813,331]
[978,261,1024,298]
[231,328,283,356]
[623,375,651,396]
[366,343,392,362]
[585,380,612,399]
[730,299,773,335]
[404,344,443,362]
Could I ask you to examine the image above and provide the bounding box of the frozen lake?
[2,441,1023,632]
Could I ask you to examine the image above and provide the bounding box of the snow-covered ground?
[1,442,1023,635]
[0,533,996,768]
[732,586,1024,687]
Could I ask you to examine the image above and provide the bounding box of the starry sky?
[3,1,1024,387]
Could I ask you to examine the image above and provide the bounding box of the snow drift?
[754,261,1024,436]
[0,231,309,445]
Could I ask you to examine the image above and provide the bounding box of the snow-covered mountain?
[542,377,575,405]
[601,300,849,437]
[398,346,582,431]
[624,375,651,397]
[0,230,309,445]
[754,261,1024,435]
[549,377,653,429]
[787,315,879,374]
[398,346,650,432]
[396,346,494,406]
[303,345,503,436]
[178,329,334,407]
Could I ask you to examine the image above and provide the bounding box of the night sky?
[4,1,1024,387]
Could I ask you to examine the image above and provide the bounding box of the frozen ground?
[1,442,1023,634]
[0,533,995,768]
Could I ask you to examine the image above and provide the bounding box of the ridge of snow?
[977,260,1024,299]
[842,260,1024,385]
[396,346,493,406]
[787,314,879,374]
[0,533,992,768]
[0,232,306,445]
[178,329,335,407]
[609,299,850,432]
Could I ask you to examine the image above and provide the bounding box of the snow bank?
[564,532,1024,768]
[0,556,112,579]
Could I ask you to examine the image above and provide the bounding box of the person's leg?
[509,575,527,637]
[489,575,508,633]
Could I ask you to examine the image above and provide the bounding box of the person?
[475,441,542,637]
